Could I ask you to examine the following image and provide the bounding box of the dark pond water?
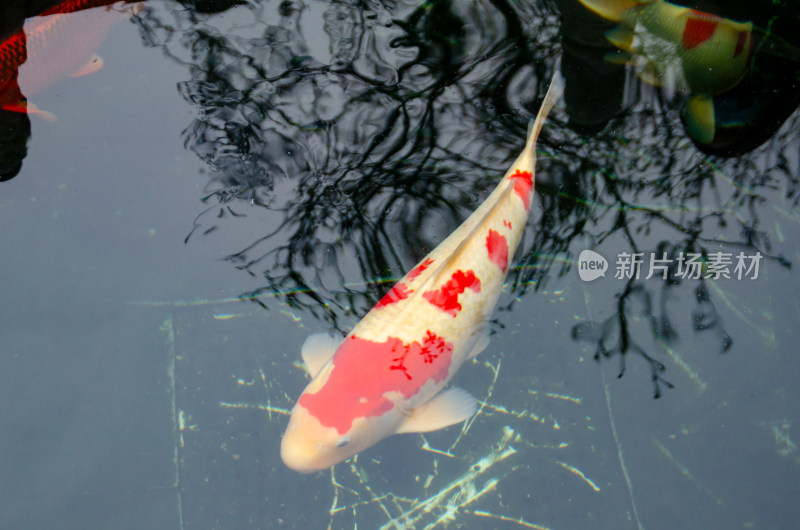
[1,0,799,528]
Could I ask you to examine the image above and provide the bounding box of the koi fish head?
[280,399,385,473]
[281,332,455,472]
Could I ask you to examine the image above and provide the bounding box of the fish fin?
[468,329,490,359]
[604,50,634,65]
[605,25,635,52]
[524,71,564,156]
[1,101,56,121]
[636,63,665,87]
[70,54,104,77]
[27,102,57,121]
[394,387,477,434]
[682,94,716,144]
[300,332,341,378]
[578,0,649,22]
[415,73,562,292]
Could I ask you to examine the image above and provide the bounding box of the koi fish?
[578,0,755,143]
[0,0,141,119]
[280,74,563,473]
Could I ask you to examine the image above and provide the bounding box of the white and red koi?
[280,75,563,473]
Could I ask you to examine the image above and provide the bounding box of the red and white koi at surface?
[281,74,563,473]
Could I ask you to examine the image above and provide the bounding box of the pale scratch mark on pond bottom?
[760,419,799,464]
[326,426,551,529]
[652,436,723,505]
[655,338,707,394]
[375,426,518,530]
[602,367,644,530]
[470,509,553,529]
[555,460,601,492]
[219,401,291,417]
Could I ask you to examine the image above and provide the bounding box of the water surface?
[1,0,799,528]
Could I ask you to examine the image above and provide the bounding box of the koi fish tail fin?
[423,70,562,281]
[578,0,650,22]
[523,70,564,159]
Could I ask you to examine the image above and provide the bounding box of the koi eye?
[336,436,351,448]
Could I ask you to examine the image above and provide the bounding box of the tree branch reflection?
[134,0,798,395]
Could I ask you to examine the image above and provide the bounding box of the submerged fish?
[281,74,563,473]
[578,0,755,143]
[0,0,140,118]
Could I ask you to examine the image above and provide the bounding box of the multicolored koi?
[578,0,755,143]
[280,74,563,473]
[0,0,141,118]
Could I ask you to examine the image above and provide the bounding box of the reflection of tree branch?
[603,279,674,398]
[133,0,799,395]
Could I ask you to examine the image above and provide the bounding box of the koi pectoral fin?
[394,387,477,434]
[70,54,104,78]
[468,329,490,359]
[604,50,635,65]
[605,25,635,52]
[300,332,342,377]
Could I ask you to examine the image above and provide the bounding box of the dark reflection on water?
[131,0,799,395]
[144,0,561,306]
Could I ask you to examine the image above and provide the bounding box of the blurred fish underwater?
[576,0,800,154]
[0,0,142,120]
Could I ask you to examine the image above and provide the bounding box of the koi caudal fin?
[522,71,564,163]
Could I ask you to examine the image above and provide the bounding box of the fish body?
[579,0,754,143]
[579,0,754,94]
[0,0,139,116]
[281,75,562,473]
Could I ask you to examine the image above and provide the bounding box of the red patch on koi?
[733,30,748,58]
[486,229,509,272]
[683,11,719,50]
[423,270,481,317]
[509,169,533,208]
[298,332,454,434]
[408,257,434,281]
[503,220,512,230]
[375,282,411,308]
